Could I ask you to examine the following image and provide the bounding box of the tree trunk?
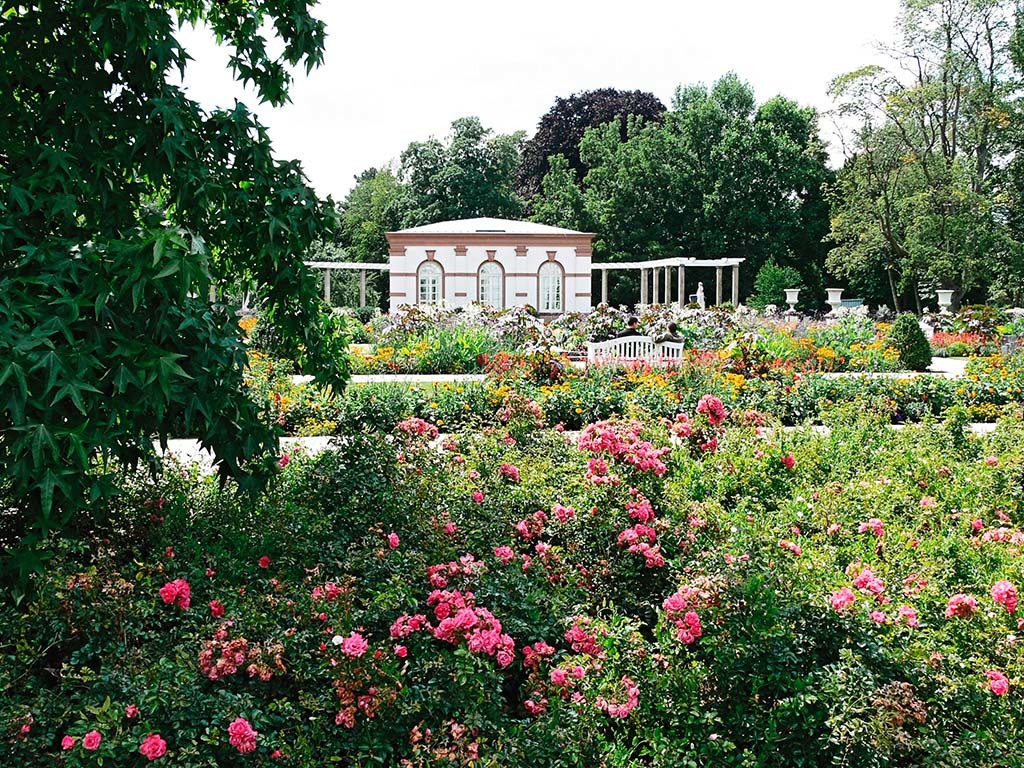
[887,267,901,313]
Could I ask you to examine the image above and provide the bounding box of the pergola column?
[663,265,671,304]
[731,265,739,306]
[677,266,685,308]
[715,266,723,305]
[359,269,367,307]
[653,267,660,304]
[601,270,609,304]
[323,269,331,304]
[640,268,648,304]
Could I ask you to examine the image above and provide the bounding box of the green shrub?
[748,260,803,309]
[886,313,933,371]
[338,382,421,432]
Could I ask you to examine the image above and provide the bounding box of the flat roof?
[391,217,591,236]
[591,257,744,270]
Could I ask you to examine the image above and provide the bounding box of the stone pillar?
[732,265,739,306]
[359,269,367,307]
[653,267,660,304]
[601,270,608,305]
[324,269,331,304]
[715,266,723,306]
[678,266,685,307]
[640,268,648,304]
[664,265,672,304]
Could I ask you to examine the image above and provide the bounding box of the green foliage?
[887,314,934,371]
[0,1,348,578]
[399,117,525,224]
[553,73,833,300]
[826,0,1021,309]
[516,87,667,201]
[748,260,804,309]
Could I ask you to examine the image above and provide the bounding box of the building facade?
[385,218,595,316]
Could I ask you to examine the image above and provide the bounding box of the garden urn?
[784,288,800,312]
[826,288,844,314]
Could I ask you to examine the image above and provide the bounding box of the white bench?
[586,336,687,364]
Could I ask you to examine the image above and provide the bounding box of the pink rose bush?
[13,374,1024,765]
[578,419,670,475]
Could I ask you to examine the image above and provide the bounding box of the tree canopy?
[516,88,666,202]
[827,0,1022,310]
[0,1,346,577]
[399,117,525,225]
[530,74,833,302]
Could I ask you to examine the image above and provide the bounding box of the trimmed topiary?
[887,313,933,371]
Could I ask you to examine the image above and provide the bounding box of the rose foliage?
[2,403,1023,766]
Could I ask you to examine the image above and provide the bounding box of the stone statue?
[696,282,705,310]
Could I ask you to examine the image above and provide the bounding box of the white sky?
[177,0,903,202]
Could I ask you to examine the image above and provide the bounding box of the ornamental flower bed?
[4,405,1024,766]
[262,350,1024,438]
[258,303,995,378]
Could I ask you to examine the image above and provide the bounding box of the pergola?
[591,257,745,307]
[304,261,390,306]
[303,256,744,311]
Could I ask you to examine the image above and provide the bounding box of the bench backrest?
[586,337,686,364]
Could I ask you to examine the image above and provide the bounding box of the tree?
[0,1,347,577]
[529,154,588,231]
[827,0,1021,309]
[748,260,805,310]
[545,74,832,301]
[516,88,666,202]
[399,117,525,224]
[338,167,409,264]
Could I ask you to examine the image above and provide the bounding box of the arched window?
[417,261,442,305]
[478,261,503,308]
[538,261,563,313]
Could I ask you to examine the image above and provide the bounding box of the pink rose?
[82,730,101,750]
[986,669,1009,695]
[472,491,484,503]
[945,593,978,619]
[780,453,795,470]
[278,453,290,467]
[209,600,225,618]
[125,704,140,719]
[386,532,400,550]
[158,578,191,609]
[258,555,271,569]
[340,631,369,657]
[61,735,77,750]
[394,644,408,658]
[139,733,168,760]
[991,580,1018,613]
[831,587,856,612]
[227,717,258,754]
